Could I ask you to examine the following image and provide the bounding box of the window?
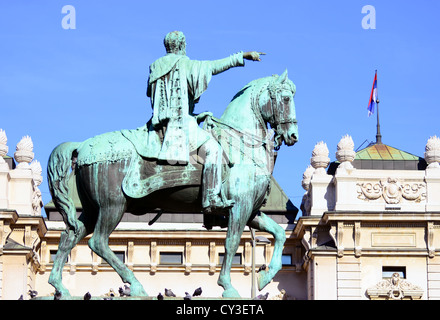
[160,252,183,265]
[50,250,68,263]
[382,266,406,279]
[282,254,292,266]
[101,251,125,265]
[114,251,125,263]
[219,253,242,265]
[50,250,57,263]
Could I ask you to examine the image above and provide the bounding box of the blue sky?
[1,1,439,217]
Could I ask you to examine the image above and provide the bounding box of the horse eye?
[283,96,290,102]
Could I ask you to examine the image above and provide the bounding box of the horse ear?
[277,69,288,84]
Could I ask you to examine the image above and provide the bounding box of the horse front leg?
[248,211,286,290]
[217,206,248,298]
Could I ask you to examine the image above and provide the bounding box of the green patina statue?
[47,31,298,298]
[146,31,264,214]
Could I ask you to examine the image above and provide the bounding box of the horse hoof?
[222,288,241,298]
[53,289,71,299]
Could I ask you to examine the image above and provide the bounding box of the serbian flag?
[367,71,377,116]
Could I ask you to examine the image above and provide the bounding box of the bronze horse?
[47,70,298,298]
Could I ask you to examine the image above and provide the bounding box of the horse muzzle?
[275,122,298,147]
[283,133,297,146]
[286,132,298,146]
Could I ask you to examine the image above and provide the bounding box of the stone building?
[1,127,440,300]
[0,131,46,300]
[39,174,302,299]
[298,135,439,300]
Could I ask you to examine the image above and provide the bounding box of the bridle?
[256,77,297,150]
[203,76,295,175]
[206,75,296,151]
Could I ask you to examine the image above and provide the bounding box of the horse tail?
[47,142,81,231]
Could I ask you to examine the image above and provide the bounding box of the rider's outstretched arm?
[208,51,264,75]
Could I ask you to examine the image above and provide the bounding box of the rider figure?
[147,31,263,214]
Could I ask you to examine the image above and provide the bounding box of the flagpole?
[375,70,382,144]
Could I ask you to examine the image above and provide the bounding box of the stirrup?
[203,196,234,215]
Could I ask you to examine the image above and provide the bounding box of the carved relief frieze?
[357,178,426,204]
[366,273,424,300]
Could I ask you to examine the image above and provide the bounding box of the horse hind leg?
[248,211,286,290]
[48,217,90,297]
[87,203,148,297]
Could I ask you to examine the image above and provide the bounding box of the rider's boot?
[201,140,234,215]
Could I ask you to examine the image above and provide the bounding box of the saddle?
[122,151,204,199]
[120,121,230,199]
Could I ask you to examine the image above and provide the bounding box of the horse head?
[260,69,298,149]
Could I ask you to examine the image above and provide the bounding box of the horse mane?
[229,76,274,103]
[229,74,295,106]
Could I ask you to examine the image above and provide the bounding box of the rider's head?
[164,31,186,55]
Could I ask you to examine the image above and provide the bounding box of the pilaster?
[425,168,440,212]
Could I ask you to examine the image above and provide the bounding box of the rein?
[201,78,281,174]
[206,116,270,149]
[204,77,278,149]
[206,116,274,175]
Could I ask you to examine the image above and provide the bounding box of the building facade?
[1,128,440,300]
[298,135,440,300]
[39,174,304,299]
[0,132,47,300]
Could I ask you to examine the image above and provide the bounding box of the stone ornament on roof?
[336,134,355,170]
[311,141,330,174]
[301,165,315,191]
[425,135,440,169]
[14,135,34,169]
[30,160,43,216]
[30,160,43,186]
[300,165,314,216]
[0,131,43,216]
[0,129,8,166]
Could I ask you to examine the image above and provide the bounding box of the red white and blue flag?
[367,71,378,116]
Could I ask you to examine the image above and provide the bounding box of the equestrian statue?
[47,31,298,298]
